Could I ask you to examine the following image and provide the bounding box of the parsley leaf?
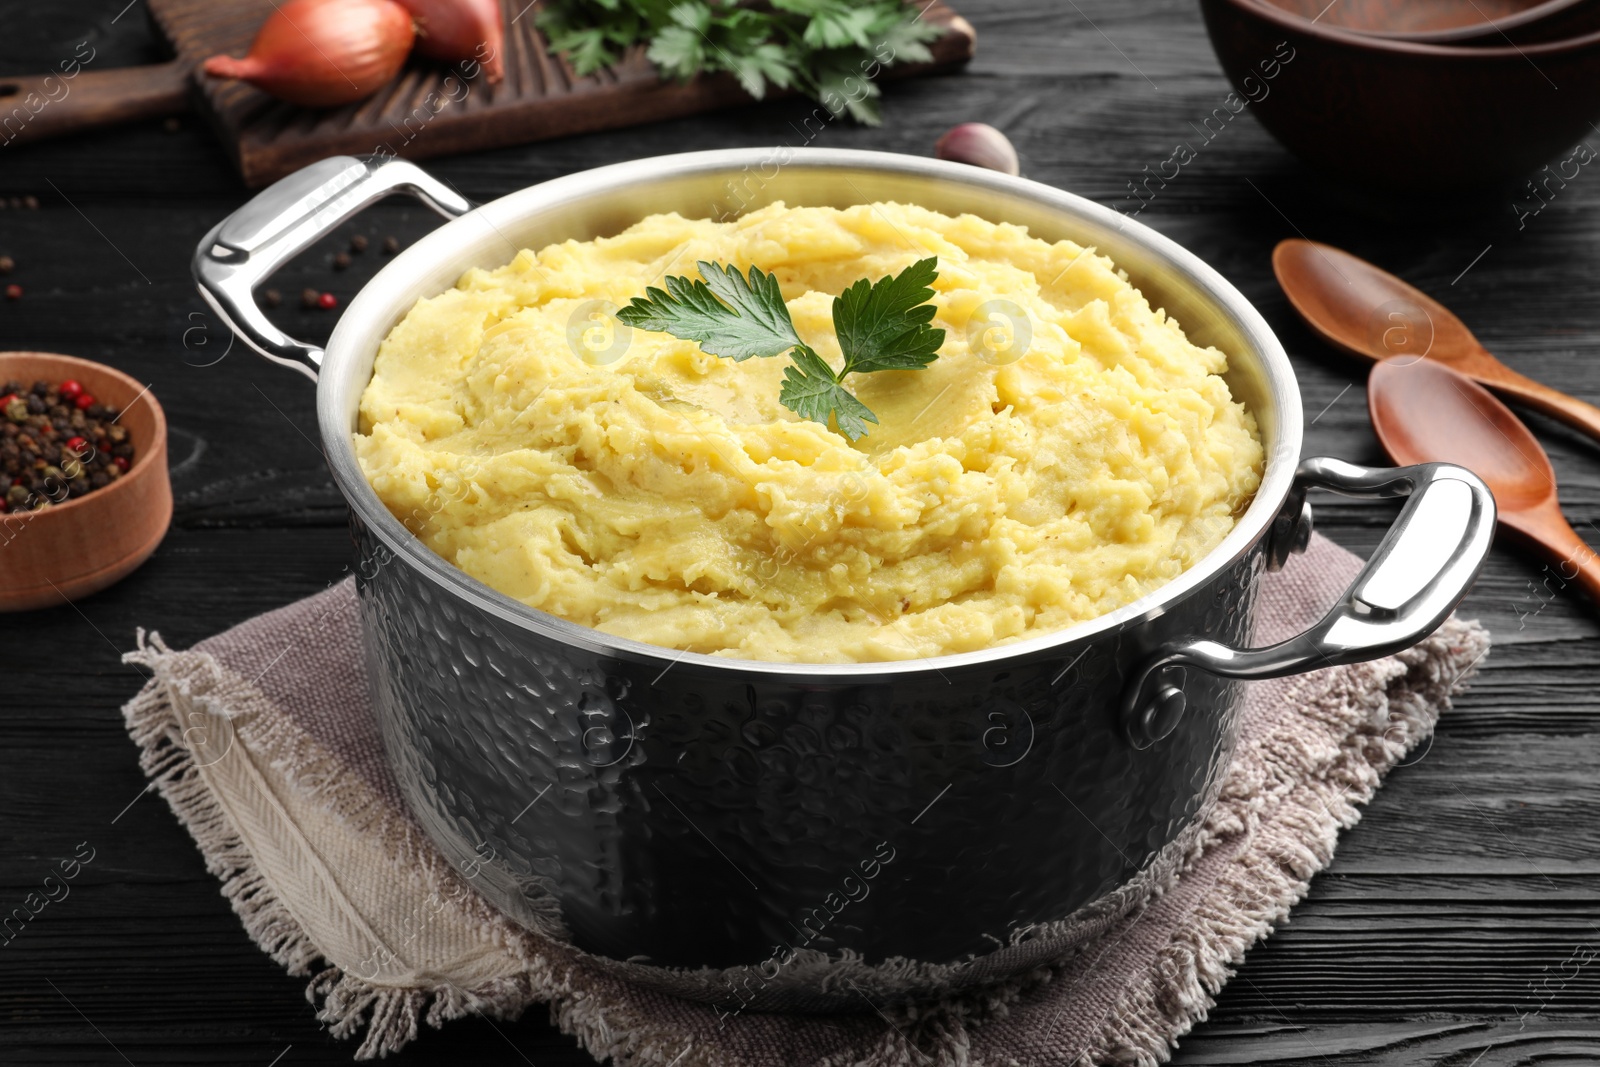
[616,257,944,441]
[541,25,616,74]
[616,261,801,361]
[873,12,943,65]
[646,26,706,81]
[833,256,943,374]
[814,53,884,124]
[772,0,881,49]
[780,345,879,442]
[727,41,797,98]
[537,0,941,127]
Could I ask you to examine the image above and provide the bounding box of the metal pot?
[194,149,1493,1007]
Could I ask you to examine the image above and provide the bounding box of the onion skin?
[935,123,1021,176]
[202,0,416,108]
[394,0,505,83]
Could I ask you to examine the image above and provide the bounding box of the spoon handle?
[1479,361,1600,447]
[1527,511,1600,609]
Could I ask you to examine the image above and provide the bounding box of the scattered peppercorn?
[263,288,282,308]
[0,256,13,274]
[350,234,368,254]
[4,284,19,300]
[333,251,351,270]
[318,291,337,310]
[163,117,181,133]
[301,287,320,309]
[382,236,400,255]
[0,378,135,513]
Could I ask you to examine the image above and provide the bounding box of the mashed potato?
[355,202,1263,662]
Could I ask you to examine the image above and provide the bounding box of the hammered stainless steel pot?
[194,149,1494,1007]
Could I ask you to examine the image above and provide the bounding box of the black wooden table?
[3,1,1598,1063]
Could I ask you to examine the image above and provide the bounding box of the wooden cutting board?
[0,0,975,187]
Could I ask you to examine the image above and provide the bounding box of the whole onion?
[202,0,416,108]
[394,0,505,83]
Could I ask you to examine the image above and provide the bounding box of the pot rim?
[318,147,1302,677]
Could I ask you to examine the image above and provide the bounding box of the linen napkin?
[120,533,1489,1065]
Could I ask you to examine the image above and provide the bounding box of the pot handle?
[1121,456,1495,750]
[191,155,472,382]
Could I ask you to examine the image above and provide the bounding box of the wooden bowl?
[1201,0,1600,190]
[1260,0,1600,44]
[0,353,171,612]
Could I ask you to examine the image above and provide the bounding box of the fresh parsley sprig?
[616,257,944,441]
[536,0,945,126]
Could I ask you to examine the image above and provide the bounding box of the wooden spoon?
[1273,238,1600,446]
[1368,356,1600,605]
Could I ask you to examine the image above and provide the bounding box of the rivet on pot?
[1131,684,1187,749]
[1267,494,1314,571]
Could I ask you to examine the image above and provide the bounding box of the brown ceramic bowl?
[1201,0,1600,190]
[1261,0,1600,44]
[0,352,171,612]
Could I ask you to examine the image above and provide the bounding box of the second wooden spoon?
[1368,357,1600,605]
[1274,238,1600,447]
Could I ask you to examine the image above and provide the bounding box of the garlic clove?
[935,123,1021,177]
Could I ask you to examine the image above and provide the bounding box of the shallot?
[935,123,1021,176]
[202,0,416,108]
[394,0,505,83]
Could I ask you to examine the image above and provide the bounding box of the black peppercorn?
[0,378,136,513]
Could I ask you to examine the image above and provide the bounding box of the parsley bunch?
[536,0,944,125]
[616,258,944,441]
